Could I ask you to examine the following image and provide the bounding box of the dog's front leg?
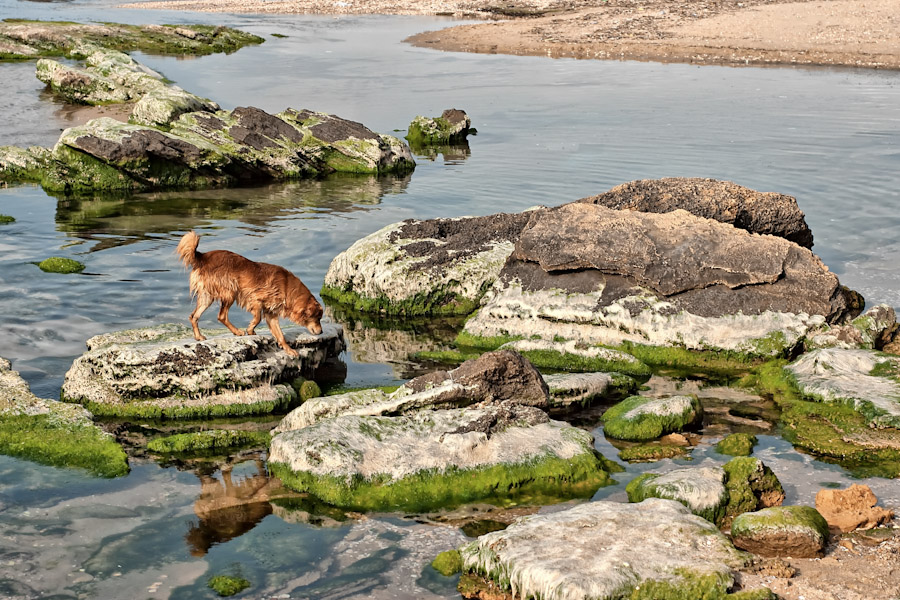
[246,307,263,336]
[217,301,245,336]
[190,295,214,341]
[265,315,299,358]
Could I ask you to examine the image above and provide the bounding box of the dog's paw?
[195,335,207,341]
[234,329,245,336]
[285,348,300,358]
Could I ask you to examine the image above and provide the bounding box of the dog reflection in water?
[176,231,323,357]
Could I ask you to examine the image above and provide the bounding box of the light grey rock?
[626,466,728,524]
[459,499,747,600]
[542,371,636,409]
[464,203,859,356]
[1,357,94,424]
[61,322,344,418]
[787,347,900,428]
[806,304,897,351]
[130,86,220,128]
[602,394,703,441]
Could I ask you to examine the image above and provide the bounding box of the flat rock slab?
[731,506,830,558]
[542,371,637,409]
[787,348,900,428]
[578,177,814,248]
[459,498,747,600]
[269,403,614,511]
[62,323,344,418]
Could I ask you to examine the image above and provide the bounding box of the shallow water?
[1,0,900,598]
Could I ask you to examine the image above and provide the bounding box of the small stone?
[732,506,830,558]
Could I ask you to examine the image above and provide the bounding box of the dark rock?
[577,177,814,248]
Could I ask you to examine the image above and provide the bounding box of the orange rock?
[815,484,894,533]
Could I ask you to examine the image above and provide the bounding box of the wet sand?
[119,0,900,69]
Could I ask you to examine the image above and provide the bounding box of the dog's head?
[289,295,324,335]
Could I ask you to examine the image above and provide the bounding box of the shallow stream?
[1,0,899,598]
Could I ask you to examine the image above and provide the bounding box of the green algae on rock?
[617,443,692,462]
[207,574,250,597]
[0,20,264,61]
[0,214,14,224]
[717,433,758,456]
[147,430,270,455]
[36,256,85,273]
[499,338,652,379]
[458,499,762,600]
[731,505,830,558]
[269,404,617,512]
[431,549,463,576]
[0,357,128,477]
[602,394,702,441]
[406,109,471,146]
[61,322,345,420]
[721,457,786,528]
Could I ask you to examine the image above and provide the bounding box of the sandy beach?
[118,0,900,69]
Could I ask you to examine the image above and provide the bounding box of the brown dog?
[176,231,323,357]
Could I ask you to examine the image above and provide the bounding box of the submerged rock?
[602,394,702,441]
[406,108,472,145]
[322,211,533,316]
[731,506,830,558]
[717,432,759,456]
[61,323,345,419]
[0,356,128,477]
[814,484,894,533]
[578,177,814,248]
[276,350,549,431]
[458,499,754,600]
[464,203,859,357]
[542,371,637,410]
[787,347,900,428]
[269,403,615,511]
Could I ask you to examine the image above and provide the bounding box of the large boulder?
[322,211,534,316]
[0,357,128,477]
[457,499,761,600]
[275,350,549,431]
[602,394,703,441]
[786,347,900,428]
[578,177,814,248]
[731,506,830,558]
[61,323,345,419]
[1,106,414,192]
[463,203,860,357]
[269,403,616,511]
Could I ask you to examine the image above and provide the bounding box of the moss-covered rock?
[499,339,651,379]
[207,574,250,597]
[602,394,702,441]
[431,549,463,576]
[0,356,128,477]
[269,404,617,512]
[716,433,758,456]
[36,256,85,273]
[617,443,691,462]
[806,304,897,351]
[147,430,270,455]
[731,505,830,558]
[458,499,753,600]
[0,20,264,61]
[62,323,345,420]
[0,214,15,224]
[406,109,471,146]
[721,457,785,527]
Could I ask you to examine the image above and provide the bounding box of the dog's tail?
[176,231,202,270]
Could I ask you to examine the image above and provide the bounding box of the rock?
[269,403,616,511]
[0,356,128,477]
[616,443,691,462]
[463,203,860,357]
[815,484,894,533]
[577,177,814,247]
[732,506,830,558]
[322,211,533,316]
[627,457,784,526]
[0,146,50,182]
[542,371,637,409]
[498,338,651,378]
[716,432,758,456]
[61,322,345,419]
[4,103,414,192]
[458,499,752,600]
[806,304,898,351]
[0,20,263,60]
[626,466,728,523]
[130,86,220,128]
[602,394,702,441]
[275,350,549,431]
[786,347,900,428]
[406,108,471,145]
[36,257,85,274]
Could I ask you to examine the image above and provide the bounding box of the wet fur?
[176,231,323,357]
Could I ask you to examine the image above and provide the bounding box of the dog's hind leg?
[217,301,245,336]
[189,294,214,341]
[265,314,299,358]
[246,306,263,336]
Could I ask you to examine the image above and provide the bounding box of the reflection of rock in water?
[186,460,297,557]
[411,140,471,163]
[54,173,412,252]
[325,305,463,379]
